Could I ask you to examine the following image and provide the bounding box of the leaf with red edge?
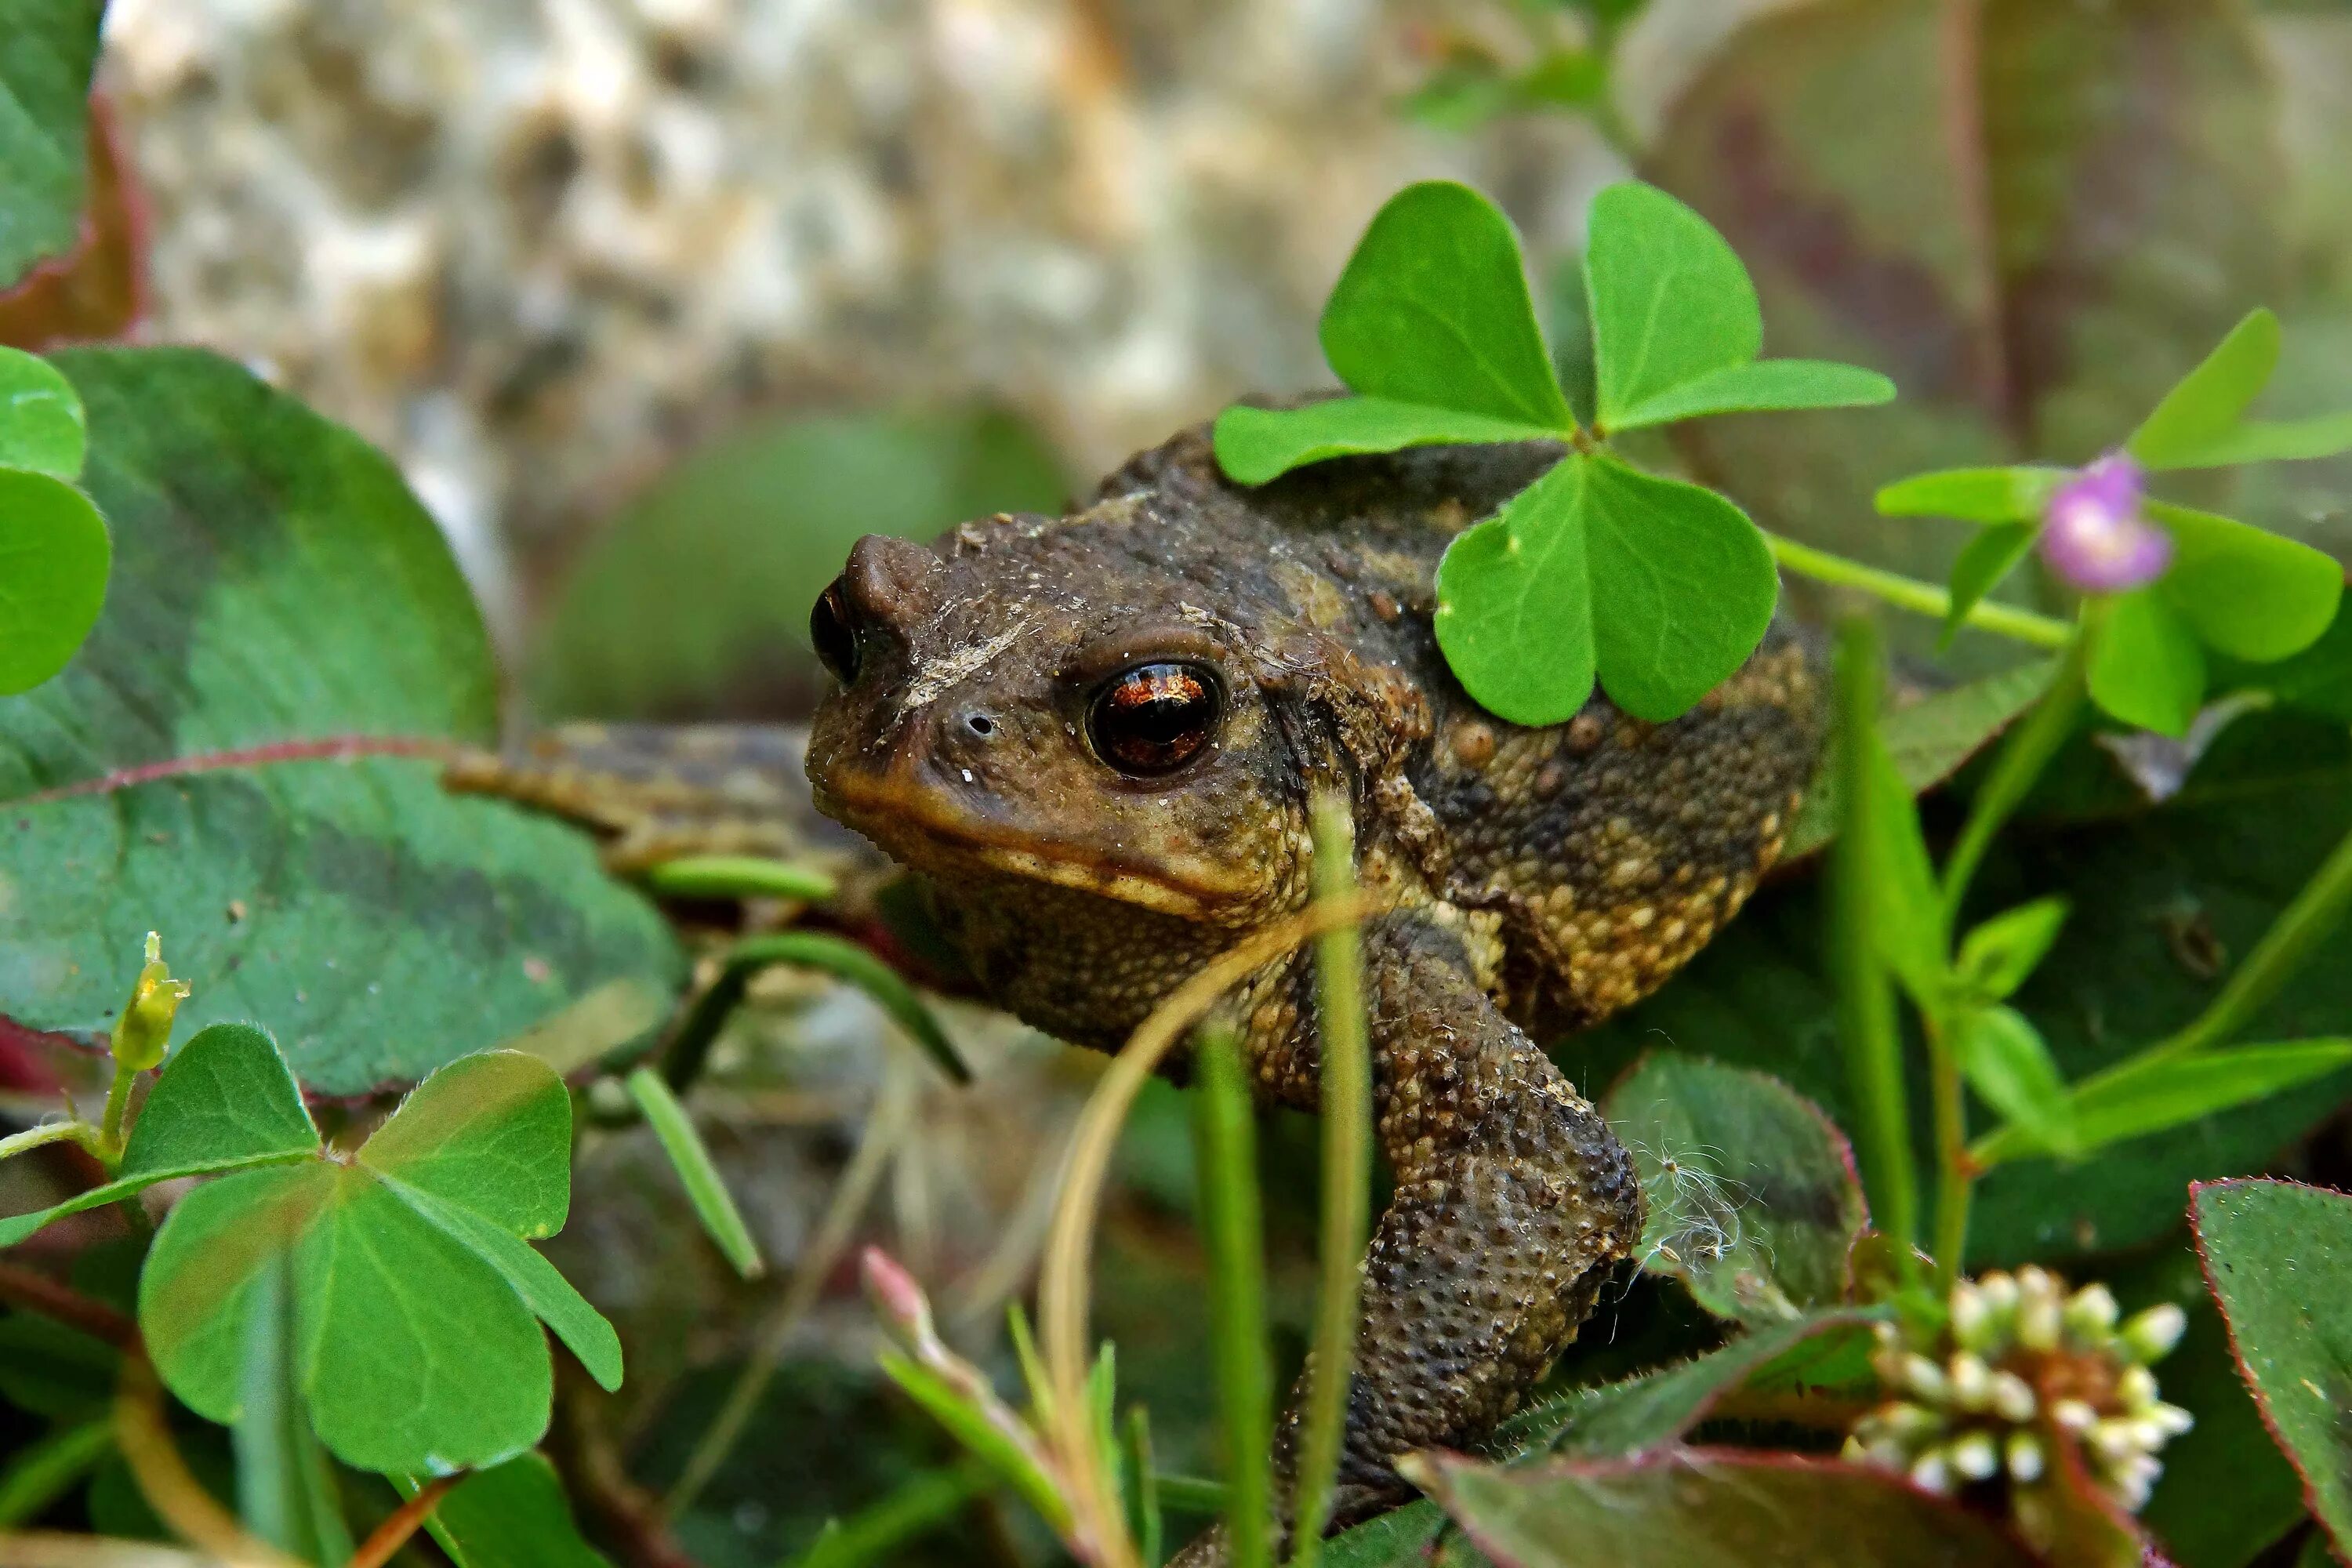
[0,96,145,349]
[1401,1448,2042,1567]
[2192,1178,2352,1562]
[0,349,682,1093]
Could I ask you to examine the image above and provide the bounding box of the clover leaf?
[1583,182,1893,431]
[1213,179,1892,725]
[0,347,86,478]
[2128,308,2352,470]
[15,1033,633,1475]
[1433,452,1779,724]
[0,347,107,695]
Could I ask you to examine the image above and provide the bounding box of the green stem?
[1830,620,1922,1280]
[661,931,970,1093]
[0,1120,98,1163]
[641,855,838,903]
[1925,1016,1971,1281]
[1766,533,2072,649]
[1192,1025,1274,1568]
[2143,811,2352,1063]
[1288,797,1373,1568]
[97,1059,140,1166]
[788,1459,989,1568]
[1938,630,2089,926]
[1155,1475,1229,1516]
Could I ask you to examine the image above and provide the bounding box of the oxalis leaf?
[136,1047,622,1475]
[2129,308,2352,471]
[1583,182,1893,433]
[0,349,684,1093]
[1433,452,1779,725]
[397,1453,615,1568]
[1400,1449,2039,1568]
[2191,1178,2352,1560]
[1602,1053,1866,1323]
[0,0,103,288]
[0,464,108,695]
[0,345,85,477]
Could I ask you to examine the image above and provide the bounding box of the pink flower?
[2038,453,2172,593]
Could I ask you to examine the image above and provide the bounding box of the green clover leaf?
[0,347,86,478]
[0,466,109,695]
[2129,308,2352,470]
[1433,452,1778,725]
[1584,182,1893,431]
[82,1040,626,1475]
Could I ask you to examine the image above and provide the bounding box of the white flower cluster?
[1846,1267,2193,1533]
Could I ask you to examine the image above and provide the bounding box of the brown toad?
[797,423,1824,1555]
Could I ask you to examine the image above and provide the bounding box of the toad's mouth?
[815,768,1252,920]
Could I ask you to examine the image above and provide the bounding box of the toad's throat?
[817,770,1253,920]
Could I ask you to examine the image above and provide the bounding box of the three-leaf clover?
[1211,180,1893,726]
[1,1024,622,1473]
[0,344,111,694]
[1878,309,2349,737]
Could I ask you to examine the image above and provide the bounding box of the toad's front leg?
[1174,913,1642,1564]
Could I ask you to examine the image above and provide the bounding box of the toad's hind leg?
[1174,913,1642,1564]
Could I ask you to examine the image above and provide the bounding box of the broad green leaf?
[2049,1043,2352,1160]
[624,1065,764,1279]
[0,0,103,287]
[234,1256,354,1566]
[2151,503,2344,664]
[1584,182,1760,428]
[1405,1449,2039,1568]
[0,349,684,1093]
[1782,659,2055,859]
[1942,522,2037,647]
[1949,1004,2076,1156]
[1324,1504,1454,1568]
[1210,397,1559,487]
[2192,1179,2352,1556]
[1954,897,2069,1003]
[1437,453,1778,726]
[0,1021,321,1247]
[530,405,1065,720]
[1503,1310,1878,1457]
[1432,459,1596,727]
[404,1454,614,1568]
[0,346,83,476]
[1610,358,1893,431]
[1602,1054,1866,1322]
[1319,182,1573,433]
[1875,466,2067,524]
[0,466,107,694]
[136,1051,621,1474]
[2089,589,2205,738]
[361,1051,572,1239]
[2128,309,2281,469]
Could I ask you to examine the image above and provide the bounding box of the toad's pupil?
[1091,662,1218,775]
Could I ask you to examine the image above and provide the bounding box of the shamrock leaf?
[0,466,109,695]
[2129,308,2352,471]
[128,1045,619,1474]
[1211,182,1570,483]
[0,347,86,477]
[2088,589,2205,739]
[1433,452,1777,724]
[1584,182,1893,432]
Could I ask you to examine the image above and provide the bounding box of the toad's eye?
[1088,662,1221,776]
[811,578,858,684]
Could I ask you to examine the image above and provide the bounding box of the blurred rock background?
[26,1,2352,1561]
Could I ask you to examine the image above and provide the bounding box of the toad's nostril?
[964,712,996,737]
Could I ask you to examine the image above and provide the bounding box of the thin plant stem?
[0,1120,97,1163]
[1924,1016,1971,1281]
[1192,1025,1272,1568]
[641,855,838,904]
[96,1062,140,1166]
[1153,1475,1229,1516]
[664,1065,916,1519]
[114,1355,305,1568]
[1288,797,1373,1568]
[0,1263,136,1345]
[662,931,971,1093]
[347,1475,460,1568]
[1035,895,1374,1568]
[1830,619,1922,1281]
[1766,533,2072,649]
[1938,630,2089,925]
[2143,812,2352,1062]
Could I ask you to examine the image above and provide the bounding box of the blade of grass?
[1123,1409,1163,1568]
[1289,796,1373,1568]
[624,1067,764,1279]
[1192,1024,1273,1568]
[1938,631,2089,924]
[662,931,971,1092]
[1154,1475,1229,1517]
[641,855,838,903]
[789,1460,991,1568]
[1831,619,1922,1283]
[1035,893,1374,1568]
